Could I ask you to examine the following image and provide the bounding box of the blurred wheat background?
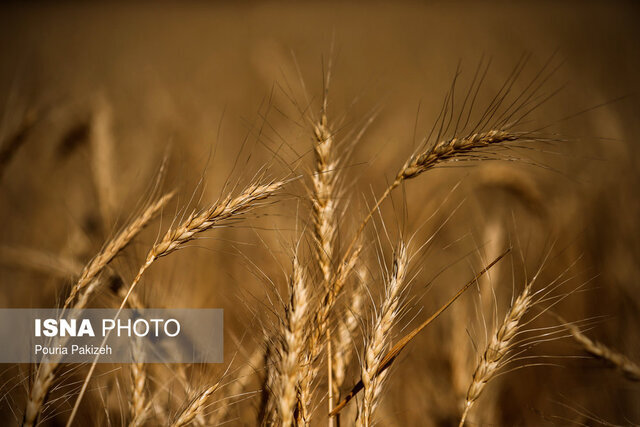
[0,1,639,426]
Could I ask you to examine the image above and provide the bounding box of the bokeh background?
[1,1,639,425]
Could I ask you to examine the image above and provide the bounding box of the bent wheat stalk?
[65,192,175,309]
[459,269,540,426]
[66,178,286,427]
[23,192,173,427]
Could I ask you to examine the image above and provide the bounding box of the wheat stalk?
[459,276,537,426]
[171,383,220,427]
[557,315,640,381]
[356,243,408,427]
[64,192,175,309]
[129,340,148,427]
[23,193,173,427]
[310,108,342,424]
[66,178,286,426]
[330,250,509,417]
[277,255,310,427]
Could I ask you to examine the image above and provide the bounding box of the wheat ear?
[209,346,264,424]
[558,315,640,381]
[356,243,408,427]
[311,112,338,287]
[327,130,526,348]
[330,250,509,417]
[277,255,310,427]
[459,277,536,426]
[129,339,148,427]
[23,193,173,427]
[310,109,341,423]
[66,178,286,426]
[171,383,220,427]
[64,191,175,309]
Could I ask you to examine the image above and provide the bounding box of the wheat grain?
[129,340,148,427]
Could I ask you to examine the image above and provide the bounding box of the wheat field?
[0,2,639,426]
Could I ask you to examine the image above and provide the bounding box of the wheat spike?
[23,193,173,427]
[64,192,174,309]
[459,277,536,426]
[65,178,286,426]
[277,255,310,427]
[559,315,640,382]
[171,383,220,427]
[356,243,408,427]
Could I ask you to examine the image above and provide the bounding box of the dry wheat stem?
[65,179,286,426]
[357,243,408,427]
[459,275,537,427]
